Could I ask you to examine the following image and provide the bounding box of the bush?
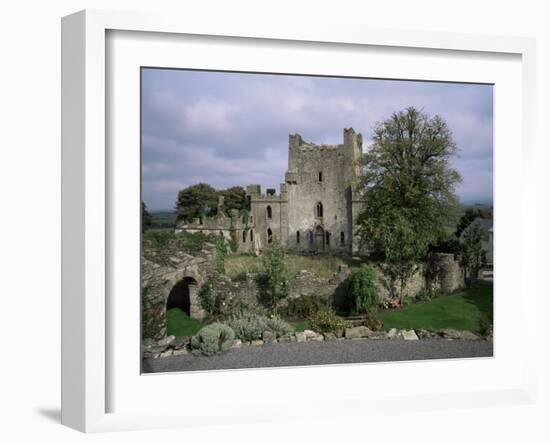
[364,311,383,331]
[280,295,330,319]
[231,271,248,283]
[309,309,346,334]
[479,314,492,337]
[214,236,226,274]
[225,312,293,342]
[228,238,238,254]
[259,239,290,313]
[266,317,294,337]
[191,323,235,356]
[415,288,432,303]
[348,264,379,314]
[197,283,223,319]
[143,230,218,254]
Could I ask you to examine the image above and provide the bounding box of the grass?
[289,319,310,332]
[166,308,204,336]
[378,281,493,333]
[225,253,364,280]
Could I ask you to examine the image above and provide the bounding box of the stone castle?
[175,128,366,255]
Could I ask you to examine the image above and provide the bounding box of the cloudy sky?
[142,68,493,211]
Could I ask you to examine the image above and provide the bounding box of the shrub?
[266,317,294,337]
[280,295,330,319]
[197,283,223,319]
[479,314,492,337]
[225,312,294,341]
[231,271,248,283]
[415,288,432,303]
[214,236,226,274]
[226,312,268,342]
[259,239,290,314]
[228,238,238,254]
[309,309,346,334]
[191,323,235,356]
[348,264,379,314]
[364,311,383,331]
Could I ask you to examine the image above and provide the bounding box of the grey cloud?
[142,69,493,210]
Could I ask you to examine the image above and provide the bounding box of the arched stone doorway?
[314,225,325,251]
[166,276,197,316]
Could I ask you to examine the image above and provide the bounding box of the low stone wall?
[373,253,465,299]
[143,326,487,359]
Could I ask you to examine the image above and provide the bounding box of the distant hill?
[150,210,177,228]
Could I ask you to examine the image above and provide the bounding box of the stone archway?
[166,276,197,316]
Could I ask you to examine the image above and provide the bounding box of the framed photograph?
[61,9,537,433]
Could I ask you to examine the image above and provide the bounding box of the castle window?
[319,171,323,182]
[315,202,323,218]
[296,231,300,244]
[308,231,314,245]
[250,230,253,241]
[340,232,345,245]
[219,231,224,237]
[242,231,246,243]
[325,231,331,246]
[267,228,273,244]
[267,205,272,219]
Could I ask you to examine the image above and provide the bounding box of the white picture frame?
[61,9,537,433]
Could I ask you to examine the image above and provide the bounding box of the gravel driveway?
[142,339,493,374]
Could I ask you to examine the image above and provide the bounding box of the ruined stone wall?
[141,240,216,339]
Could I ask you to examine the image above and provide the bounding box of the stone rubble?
[142,327,484,359]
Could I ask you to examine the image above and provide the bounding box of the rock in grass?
[231,339,242,349]
[304,330,323,341]
[159,349,174,358]
[401,330,419,341]
[251,340,264,346]
[440,329,480,340]
[386,328,401,339]
[295,332,307,343]
[172,348,188,356]
[345,326,371,339]
[277,334,292,343]
[262,330,277,344]
[157,335,175,347]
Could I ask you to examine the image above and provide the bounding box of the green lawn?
[166,308,204,336]
[378,282,493,332]
[289,319,310,332]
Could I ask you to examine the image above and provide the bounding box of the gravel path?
[142,339,493,374]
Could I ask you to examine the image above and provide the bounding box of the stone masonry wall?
[141,240,217,339]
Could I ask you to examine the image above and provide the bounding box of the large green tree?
[357,107,462,301]
[175,183,218,222]
[218,186,249,214]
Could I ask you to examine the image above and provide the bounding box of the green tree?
[218,186,248,214]
[175,183,218,222]
[357,107,462,302]
[461,222,486,286]
[260,239,290,314]
[141,201,153,232]
[349,264,378,314]
[455,207,493,238]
